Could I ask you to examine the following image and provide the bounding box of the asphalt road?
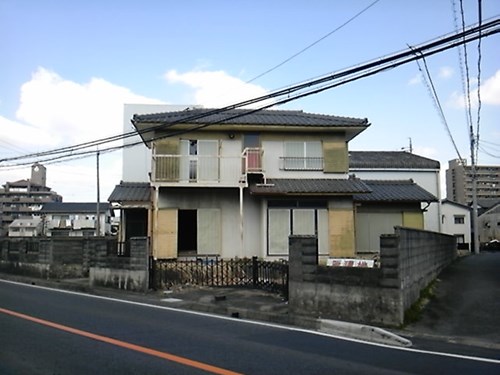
[403,251,500,350]
[1,280,499,374]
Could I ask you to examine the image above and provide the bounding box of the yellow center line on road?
[0,307,243,375]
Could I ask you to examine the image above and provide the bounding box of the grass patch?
[403,279,438,326]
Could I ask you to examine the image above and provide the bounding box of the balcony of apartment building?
[152,147,264,187]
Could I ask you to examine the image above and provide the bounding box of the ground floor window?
[267,200,328,256]
[177,208,221,256]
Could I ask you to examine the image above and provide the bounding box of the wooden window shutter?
[323,139,348,173]
[154,208,177,259]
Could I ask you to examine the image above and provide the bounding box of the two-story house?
[131,108,378,260]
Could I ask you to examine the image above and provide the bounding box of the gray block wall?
[288,228,456,327]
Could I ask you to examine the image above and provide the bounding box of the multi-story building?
[126,108,436,260]
[446,158,500,205]
[0,163,62,236]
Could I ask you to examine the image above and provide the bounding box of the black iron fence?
[152,256,288,298]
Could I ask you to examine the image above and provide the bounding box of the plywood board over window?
[197,208,221,255]
[323,138,347,173]
[154,208,177,259]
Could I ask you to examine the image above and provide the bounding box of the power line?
[475,0,483,164]
[1,17,499,169]
[411,48,463,161]
[247,0,382,84]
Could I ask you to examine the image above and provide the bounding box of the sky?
[1,0,499,202]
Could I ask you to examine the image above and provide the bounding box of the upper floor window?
[454,215,465,224]
[282,141,322,171]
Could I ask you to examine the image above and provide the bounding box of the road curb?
[319,319,412,347]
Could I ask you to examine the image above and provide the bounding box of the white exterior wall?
[157,188,263,258]
[440,202,471,246]
[351,169,441,232]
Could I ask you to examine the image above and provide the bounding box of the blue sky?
[1,0,499,201]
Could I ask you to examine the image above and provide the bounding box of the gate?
[152,256,288,299]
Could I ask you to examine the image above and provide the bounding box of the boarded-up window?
[323,139,347,173]
[268,209,290,255]
[197,209,221,255]
[268,207,329,256]
[155,208,177,259]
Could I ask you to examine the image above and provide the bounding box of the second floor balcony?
[152,148,264,187]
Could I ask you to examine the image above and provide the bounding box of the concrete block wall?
[288,228,456,327]
[0,237,118,279]
[89,237,149,292]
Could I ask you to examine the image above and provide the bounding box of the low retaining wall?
[89,237,149,292]
[0,237,114,279]
[288,227,456,326]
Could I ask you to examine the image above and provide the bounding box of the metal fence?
[152,256,288,298]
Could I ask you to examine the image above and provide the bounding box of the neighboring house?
[39,202,113,237]
[0,163,62,236]
[8,217,43,237]
[353,180,437,253]
[440,199,472,250]
[349,151,441,232]
[108,182,152,249]
[477,201,500,244]
[131,108,372,259]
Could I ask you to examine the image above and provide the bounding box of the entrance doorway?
[178,209,197,255]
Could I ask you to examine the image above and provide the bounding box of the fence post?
[252,256,258,287]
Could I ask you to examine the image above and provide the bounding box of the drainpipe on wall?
[239,185,244,258]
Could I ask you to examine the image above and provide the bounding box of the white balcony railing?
[153,148,265,186]
[153,155,245,185]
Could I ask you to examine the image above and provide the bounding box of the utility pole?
[469,139,479,254]
[96,150,101,237]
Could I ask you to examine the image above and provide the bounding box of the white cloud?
[1,67,164,202]
[449,69,500,108]
[479,69,500,105]
[408,74,421,85]
[16,67,164,146]
[438,66,454,79]
[164,69,271,108]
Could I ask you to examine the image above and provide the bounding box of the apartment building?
[0,163,62,236]
[446,158,500,205]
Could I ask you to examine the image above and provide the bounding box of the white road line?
[1,278,499,364]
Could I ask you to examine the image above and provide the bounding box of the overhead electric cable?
[246,0,382,84]
[410,48,463,161]
[1,17,499,169]
[475,0,483,164]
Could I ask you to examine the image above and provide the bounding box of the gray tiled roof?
[133,108,369,128]
[40,202,111,213]
[349,151,440,169]
[249,178,371,196]
[354,180,437,202]
[108,182,151,203]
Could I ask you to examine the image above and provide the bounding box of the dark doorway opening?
[178,209,197,255]
[125,208,148,239]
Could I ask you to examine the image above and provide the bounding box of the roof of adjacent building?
[354,180,438,203]
[40,202,111,214]
[349,151,440,169]
[441,199,471,210]
[108,182,151,203]
[9,217,42,228]
[249,178,371,196]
